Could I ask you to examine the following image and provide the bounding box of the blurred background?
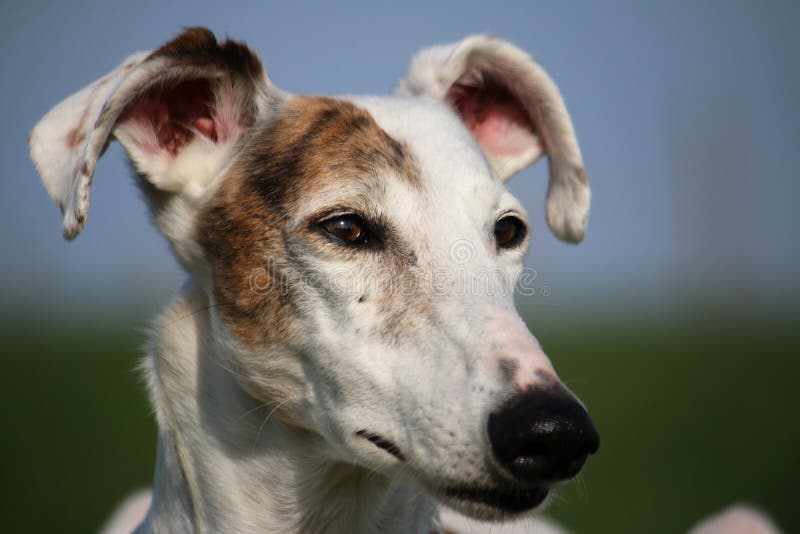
[2,1,798,532]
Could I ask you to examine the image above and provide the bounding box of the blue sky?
[2,0,798,316]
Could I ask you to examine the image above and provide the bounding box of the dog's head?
[30,29,597,520]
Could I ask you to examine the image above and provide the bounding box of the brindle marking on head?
[249,96,420,208]
[198,96,425,349]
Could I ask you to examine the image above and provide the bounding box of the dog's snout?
[487,385,599,483]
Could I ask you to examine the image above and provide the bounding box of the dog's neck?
[136,283,436,533]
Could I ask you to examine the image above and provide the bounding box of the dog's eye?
[321,215,368,245]
[494,216,526,249]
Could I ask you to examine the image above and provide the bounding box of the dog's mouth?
[355,430,548,517]
[441,484,549,516]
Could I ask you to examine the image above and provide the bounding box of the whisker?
[231,400,272,425]
[251,396,303,449]
[163,300,238,329]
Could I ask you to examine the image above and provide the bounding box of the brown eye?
[494,216,526,249]
[321,215,368,245]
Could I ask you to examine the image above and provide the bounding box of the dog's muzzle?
[488,384,599,484]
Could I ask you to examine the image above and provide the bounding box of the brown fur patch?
[65,99,94,150]
[247,96,420,198]
[197,96,423,349]
[64,127,85,149]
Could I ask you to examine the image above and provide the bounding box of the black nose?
[488,385,599,483]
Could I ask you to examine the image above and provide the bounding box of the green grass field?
[2,310,797,533]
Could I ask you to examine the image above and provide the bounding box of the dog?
[30,28,599,533]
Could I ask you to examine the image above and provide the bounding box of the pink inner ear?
[450,83,538,158]
[122,78,219,156]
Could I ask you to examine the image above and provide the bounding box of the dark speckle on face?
[498,358,519,384]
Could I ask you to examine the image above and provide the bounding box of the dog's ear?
[397,35,589,243]
[30,27,280,240]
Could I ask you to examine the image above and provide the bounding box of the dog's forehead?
[347,95,506,206]
[230,94,511,230]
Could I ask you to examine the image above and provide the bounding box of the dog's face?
[30,29,596,521]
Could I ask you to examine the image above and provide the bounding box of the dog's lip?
[355,430,406,461]
[442,484,549,514]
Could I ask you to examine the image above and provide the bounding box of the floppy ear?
[397,35,589,243]
[29,27,280,240]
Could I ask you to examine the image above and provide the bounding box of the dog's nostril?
[356,430,406,461]
[488,384,599,483]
